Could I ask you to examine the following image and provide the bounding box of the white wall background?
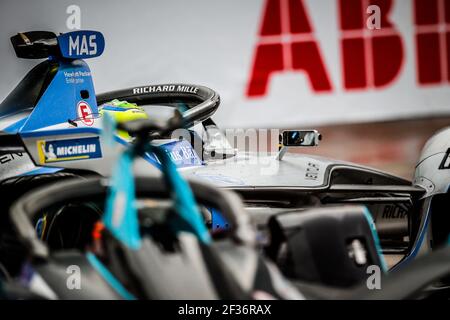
[1,0,450,128]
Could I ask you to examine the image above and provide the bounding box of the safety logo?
[77,101,95,126]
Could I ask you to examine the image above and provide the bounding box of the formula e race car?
[0,30,448,285]
[6,111,450,300]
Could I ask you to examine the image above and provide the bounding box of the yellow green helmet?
[99,99,148,139]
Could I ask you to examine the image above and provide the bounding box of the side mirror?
[277,130,322,160]
[281,130,322,147]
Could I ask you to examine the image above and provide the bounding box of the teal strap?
[86,252,136,300]
[150,145,211,244]
[101,110,209,247]
[103,149,141,250]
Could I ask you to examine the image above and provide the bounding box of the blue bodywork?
[20,60,98,132]
[2,30,202,176]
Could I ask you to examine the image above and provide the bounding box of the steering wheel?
[10,176,255,260]
[9,176,261,299]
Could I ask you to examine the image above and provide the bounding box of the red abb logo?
[246,0,449,98]
[247,0,334,97]
[340,0,403,90]
[414,0,450,84]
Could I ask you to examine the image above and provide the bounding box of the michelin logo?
[38,137,102,163]
[42,143,57,160]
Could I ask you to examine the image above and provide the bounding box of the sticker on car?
[438,148,450,170]
[37,136,102,164]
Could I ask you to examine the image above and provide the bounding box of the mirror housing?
[281,130,322,147]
